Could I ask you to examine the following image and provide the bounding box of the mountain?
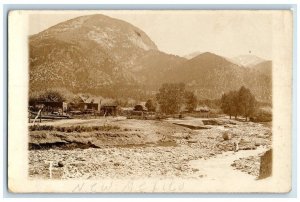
[183,51,203,59]
[29,14,272,103]
[251,61,272,76]
[133,50,187,90]
[229,55,266,67]
[161,52,272,101]
[29,14,158,98]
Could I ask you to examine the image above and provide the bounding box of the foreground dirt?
[231,155,261,176]
[29,118,191,148]
[28,117,272,180]
[189,147,267,182]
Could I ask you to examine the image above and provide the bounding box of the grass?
[29,124,120,133]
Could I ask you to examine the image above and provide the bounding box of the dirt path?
[189,146,267,182]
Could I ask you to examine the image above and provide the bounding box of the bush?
[74,125,82,132]
[60,127,66,132]
[66,127,73,133]
[250,109,272,122]
[29,125,54,131]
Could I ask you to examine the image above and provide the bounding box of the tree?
[156,83,186,114]
[221,86,257,121]
[221,91,238,119]
[145,99,156,112]
[29,91,40,106]
[39,90,66,102]
[237,86,257,121]
[185,91,198,112]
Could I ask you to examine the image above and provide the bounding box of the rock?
[187,140,198,143]
[58,161,64,167]
[202,119,221,125]
[222,131,231,141]
[192,168,199,172]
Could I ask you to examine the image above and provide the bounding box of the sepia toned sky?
[28,10,274,60]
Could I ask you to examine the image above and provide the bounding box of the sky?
[28,10,274,60]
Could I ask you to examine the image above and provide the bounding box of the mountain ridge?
[29,14,272,102]
[229,54,266,67]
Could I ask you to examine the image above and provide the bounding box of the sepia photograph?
[8,10,293,193]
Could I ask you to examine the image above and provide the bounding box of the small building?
[120,107,134,116]
[82,96,101,111]
[101,104,118,116]
[195,106,210,118]
[134,102,148,111]
[32,101,68,115]
[69,95,101,113]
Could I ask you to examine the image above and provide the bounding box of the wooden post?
[33,108,42,125]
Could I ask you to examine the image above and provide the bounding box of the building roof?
[195,106,210,112]
[101,104,117,107]
[84,97,102,104]
[134,104,148,111]
[78,95,102,104]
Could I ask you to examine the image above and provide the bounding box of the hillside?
[250,61,272,76]
[29,14,158,98]
[162,52,272,101]
[29,14,272,102]
[133,50,187,91]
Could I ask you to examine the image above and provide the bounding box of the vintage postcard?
[8,10,293,193]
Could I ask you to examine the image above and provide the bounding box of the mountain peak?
[229,54,266,67]
[183,51,203,59]
[189,52,231,64]
[31,14,158,52]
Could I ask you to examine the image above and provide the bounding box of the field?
[28,116,272,181]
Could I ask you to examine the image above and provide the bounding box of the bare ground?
[28,117,272,180]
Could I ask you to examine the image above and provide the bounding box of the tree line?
[29,84,257,121]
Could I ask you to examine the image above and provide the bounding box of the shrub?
[29,125,54,131]
[60,127,65,132]
[251,109,272,122]
[74,125,81,132]
[66,128,73,133]
[30,124,120,132]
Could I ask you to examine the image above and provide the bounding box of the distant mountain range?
[183,51,203,60]
[29,14,272,102]
[228,55,266,67]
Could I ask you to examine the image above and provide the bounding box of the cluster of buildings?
[29,95,212,119]
[29,95,118,117]
[29,95,150,117]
